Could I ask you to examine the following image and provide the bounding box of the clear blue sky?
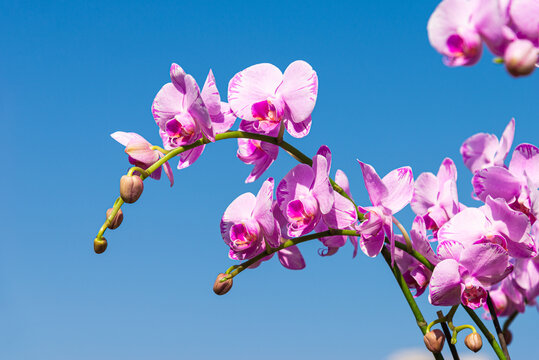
[1,1,538,359]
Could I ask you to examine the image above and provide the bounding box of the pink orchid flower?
[110,131,174,186]
[152,64,235,169]
[429,242,513,309]
[473,143,539,220]
[437,196,536,258]
[357,161,414,260]
[412,158,460,231]
[228,60,318,138]
[276,146,336,238]
[460,118,515,174]
[220,178,279,261]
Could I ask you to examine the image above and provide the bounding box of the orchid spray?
[93,2,539,360]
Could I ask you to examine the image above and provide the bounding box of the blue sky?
[1,1,538,359]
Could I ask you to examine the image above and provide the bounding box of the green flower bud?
[120,175,144,203]
[106,208,123,229]
[424,329,445,354]
[94,237,108,254]
[464,332,483,353]
[213,273,233,295]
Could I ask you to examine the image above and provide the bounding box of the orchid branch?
[222,229,360,280]
[96,130,363,241]
[487,293,511,359]
[502,311,518,333]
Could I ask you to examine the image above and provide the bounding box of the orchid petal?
[509,143,539,185]
[358,161,388,207]
[177,145,205,170]
[460,132,499,173]
[276,164,315,210]
[152,83,184,129]
[460,243,512,285]
[253,178,276,243]
[429,259,462,306]
[279,60,318,123]
[285,115,312,138]
[437,208,488,247]
[380,166,414,214]
[278,246,306,270]
[228,63,283,121]
[472,166,521,202]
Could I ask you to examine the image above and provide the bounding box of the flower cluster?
[428,0,539,77]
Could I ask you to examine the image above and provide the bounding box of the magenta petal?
[410,216,438,265]
[437,157,457,184]
[170,63,187,93]
[358,161,388,207]
[437,208,488,247]
[201,70,221,118]
[360,228,385,258]
[509,143,539,184]
[184,75,214,142]
[484,196,529,245]
[285,115,312,138]
[429,259,462,306]
[460,132,499,173]
[494,118,515,165]
[228,63,283,121]
[473,166,522,202]
[335,169,351,196]
[278,245,306,270]
[220,193,257,245]
[177,145,205,170]
[322,192,358,229]
[509,0,539,43]
[460,243,512,285]
[276,164,315,210]
[411,172,438,216]
[253,178,276,243]
[152,83,184,129]
[160,154,174,187]
[380,166,414,214]
[312,153,334,215]
[437,240,465,261]
[279,60,318,123]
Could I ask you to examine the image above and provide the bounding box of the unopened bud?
[465,332,483,352]
[94,237,108,254]
[503,329,512,345]
[106,208,123,229]
[120,175,144,203]
[424,329,445,353]
[504,39,538,77]
[213,273,233,295]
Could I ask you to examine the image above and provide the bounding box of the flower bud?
[465,332,483,353]
[503,329,512,345]
[213,273,233,295]
[424,329,445,353]
[94,237,108,254]
[106,208,123,229]
[504,39,538,77]
[120,175,144,203]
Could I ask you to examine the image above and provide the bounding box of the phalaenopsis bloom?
[428,0,539,76]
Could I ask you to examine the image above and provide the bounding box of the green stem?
[380,247,444,360]
[98,130,364,239]
[392,240,435,271]
[225,229,360,279]
[393,217,413,253]
[462,306,507,360]
[437,310,460,360]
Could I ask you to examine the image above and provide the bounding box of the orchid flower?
[411,157,460,231]
[152,64,235,169]
[460,118,515,174]
[110,131,174,186]
[237,120,279,183]
[220,178,279,260]
[357,161,414,260]
[276,146,335,238]
[228,60,318,138]
[429,242,513,309]
[473,142,539,220]
[437,196,536,258]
